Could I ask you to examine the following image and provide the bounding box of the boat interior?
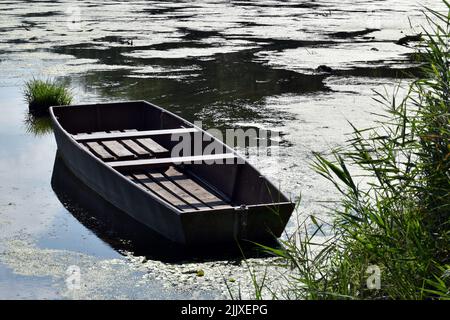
[52,102,289,212]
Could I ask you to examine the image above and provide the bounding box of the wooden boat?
[50,101,294,246]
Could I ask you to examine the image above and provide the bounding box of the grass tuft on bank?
[252,1,449,300]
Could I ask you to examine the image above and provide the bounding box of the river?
[0,0,444,299]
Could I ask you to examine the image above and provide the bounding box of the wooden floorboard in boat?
[125,173,169,206]
[135,138,169,155]
[85,142,115,161]
[121,139,151,157]
[101,140,136,160]
[131,173,193,211]
[163,167,232,209]
[123,167,232,211]
[146,170,210,210]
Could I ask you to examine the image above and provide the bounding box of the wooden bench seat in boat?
[108,153,237,169]
[73,128,198,141]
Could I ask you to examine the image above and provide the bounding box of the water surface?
[0,0,444,299]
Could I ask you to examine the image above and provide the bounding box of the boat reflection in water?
[51,154,278,262]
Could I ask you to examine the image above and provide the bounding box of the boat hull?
[50,101,295,246]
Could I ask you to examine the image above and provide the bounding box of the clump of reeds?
[251,1,449,300]
[24,78,73,115]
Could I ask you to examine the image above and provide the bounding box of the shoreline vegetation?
[249,1,449,300]
[23,78,72,115]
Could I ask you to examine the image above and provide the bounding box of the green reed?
[250,1,449,300]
